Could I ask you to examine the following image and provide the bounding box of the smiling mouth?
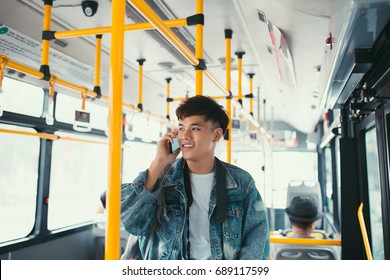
[182,144,194,148]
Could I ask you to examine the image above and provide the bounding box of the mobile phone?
[168,137,180,153]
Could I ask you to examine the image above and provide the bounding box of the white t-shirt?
[189,172,214,260]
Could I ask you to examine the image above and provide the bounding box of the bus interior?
[0,0,390,260]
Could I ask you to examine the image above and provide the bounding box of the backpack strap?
[214,157,227,223]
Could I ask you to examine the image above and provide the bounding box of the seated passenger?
[93,191,130,259]
[285,196,322,238]
[271,196,340,259]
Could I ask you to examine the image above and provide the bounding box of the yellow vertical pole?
[106,0,125,260]
[40,0,53,80]
[166,77,172,120]
[129,0,198,66]
[357,203,373,260]
[195,0,204,95]
[137,59,146,111]
[225,29,232,164]
[248,73,255,130]
[94,35,102,98]
[235,51,245,106]
[248,73,254,115]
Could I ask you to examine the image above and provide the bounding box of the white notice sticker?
[0,24,107,88]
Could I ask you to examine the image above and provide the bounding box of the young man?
[121,96,270,260]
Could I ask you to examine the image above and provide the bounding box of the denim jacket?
[121,157,270,260]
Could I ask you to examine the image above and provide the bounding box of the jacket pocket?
[223,202,243,239]
[158,204,184,238]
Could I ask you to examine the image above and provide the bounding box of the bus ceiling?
[0,0,389,135]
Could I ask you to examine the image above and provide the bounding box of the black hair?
[100,191,107,209]
[175,96,230,134]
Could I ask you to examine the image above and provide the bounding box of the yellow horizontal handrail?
[170,97,187,102]
[0,128,59,140]
[170,96,239,102]
[128,0,256,126]
[60,136,107,145]
[1,55,97,99]
[128,0,199,66]
[211,95,239,100]
[357,203,373,260]
[0,54,175,125]
[204,69,260,128]
[204,69,230,96]
[270,236,341,246]
[0,127,111,145]
[55,19,188,39]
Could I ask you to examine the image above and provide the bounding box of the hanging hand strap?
[0,55,9,92]
[48,74,57,98]
[80,87,88,110]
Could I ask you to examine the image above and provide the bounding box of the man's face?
[177,115,223,163]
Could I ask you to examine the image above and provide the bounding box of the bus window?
[232,151,265,199]
[131,114,160,142]
[122,141,157,183]
[1,77,44,117]
[365,128,384,259]
[272,151,318,209]
[55,92,108,131]
[335,137,342,225]
[325,146,333,214]
[47,132,107,230]
[0,124,39,243]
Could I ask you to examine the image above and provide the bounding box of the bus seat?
[275,247,336,260]
[93,235,129,260]
[287,180,322,210]
[92,221,129,259]
[282,229,328,239]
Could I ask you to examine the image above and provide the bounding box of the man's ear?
[213,128,224,142]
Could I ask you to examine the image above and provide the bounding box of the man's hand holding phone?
[168,137,180,153]
[145,131,180,191]
[154,131,180,165]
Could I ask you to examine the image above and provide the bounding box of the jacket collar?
[160,157,238,190]
[161,157,238,223]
